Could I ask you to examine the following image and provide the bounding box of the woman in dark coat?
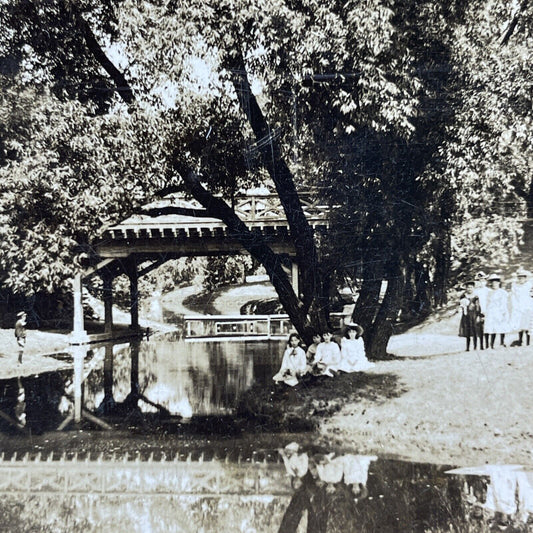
[459,280,484,351]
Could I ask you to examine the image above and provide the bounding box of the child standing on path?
[15,311,27,364]
[484,273,511,349]
[458,281,484,351]
[509,268,533,346]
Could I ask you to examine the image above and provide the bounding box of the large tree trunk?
[351,277,382,335]
[308,270,331,334]
[366,258,405,360]
[179,171,315,342]
[432,231,450,307]
[226,50,320,314]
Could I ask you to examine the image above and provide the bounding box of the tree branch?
[500,0,528,46]
[225,49,319,309]
[68,2,135,105]
[179,169,312,336]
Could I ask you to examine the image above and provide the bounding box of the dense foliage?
[1,0,532,354]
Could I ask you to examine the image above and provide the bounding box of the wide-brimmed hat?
[487,273,501,282]
[284,442,300,453]
[476,271,488,280]
[345,321,364,336]
[16,311,26,317]
[516,267,531,278]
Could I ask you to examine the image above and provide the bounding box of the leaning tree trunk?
[366,258,406,360]
[308,270,331,334]
[80,14,322,342]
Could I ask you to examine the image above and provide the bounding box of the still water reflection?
[0,332,285,433]
[1,333,531,531]
[0,440,528,532]
[85,333,285,417]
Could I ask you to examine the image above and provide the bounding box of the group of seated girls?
[273,322,375,386]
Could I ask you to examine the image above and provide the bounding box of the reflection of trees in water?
[84,337,283,418]
[0,372,69,434]
[278,443,469,533]
[85,342,158,407]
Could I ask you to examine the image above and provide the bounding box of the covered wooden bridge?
[71,192,329,342]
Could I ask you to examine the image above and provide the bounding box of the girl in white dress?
[484,273,511,349]
[510,268,533,346]
[339,322,375,372]
[273,333,307,386]
[312,330,341,377]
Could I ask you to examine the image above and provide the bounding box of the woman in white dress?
[338,322,374,372]
[273,333,307,386]
[484,273,511,349]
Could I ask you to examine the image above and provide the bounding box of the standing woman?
[458,281,484,351]
[484,273,511,349]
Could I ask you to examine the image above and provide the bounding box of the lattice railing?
[0,452,292,496]
[232,194,329,222]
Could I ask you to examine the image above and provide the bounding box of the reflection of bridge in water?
[0,452,292,496]
[0,451,293,532]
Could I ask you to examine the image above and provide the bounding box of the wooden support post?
[103,344,114,401]
[57,412,74,431]
[291,259,299,297]
[81,409,113,430]
[128,258,139,330]
[71,273,89,344]
[102,272,114,335]
[72,345,87,423]
[130,341,140,397]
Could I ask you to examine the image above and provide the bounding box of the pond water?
[0,332,531,531]
[0,331,285,433]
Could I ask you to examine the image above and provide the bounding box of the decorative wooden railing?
[99,193,330,243]
[183,314,292,339]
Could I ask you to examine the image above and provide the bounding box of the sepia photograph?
[1,1,533,531]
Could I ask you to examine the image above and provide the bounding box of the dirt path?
[318,343,533,466]
[209,282,277,314]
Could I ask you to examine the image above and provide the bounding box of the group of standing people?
[459,268,533,350]
[273,322,375,386]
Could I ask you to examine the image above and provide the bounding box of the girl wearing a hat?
[509,268,532,346]
[338,322,374,372]
[474,271,490,347]
[458,281,484,351]
[484,273,511,349]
